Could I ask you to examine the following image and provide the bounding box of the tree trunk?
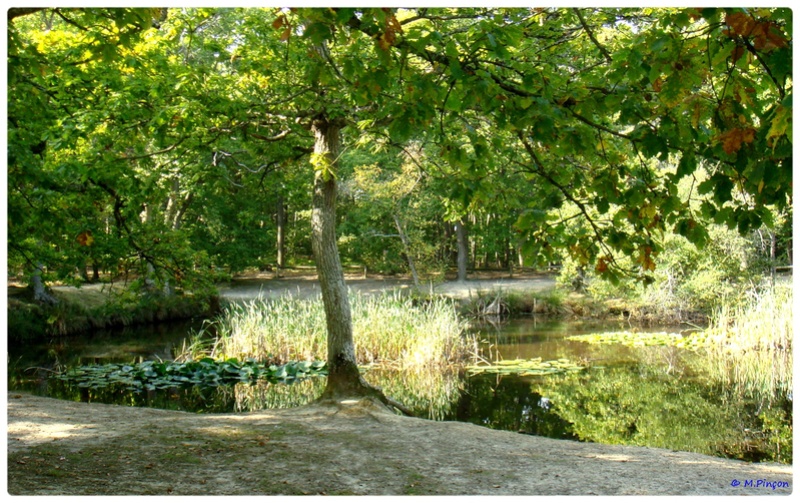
[770,229,777,282]
[392,213,421,290]
[276,194,286,274]
[310,116,375,400]
[456,218,468,282]
[31,263,58,305]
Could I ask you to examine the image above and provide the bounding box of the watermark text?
[731,479,790,490]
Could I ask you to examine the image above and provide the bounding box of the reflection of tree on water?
[30,342,791,463]
[230,367,465,422]
[529,365,792,463]
[233,379,325,411]
[453,374,578,440]
[363,366,465,421]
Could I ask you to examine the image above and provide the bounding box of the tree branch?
[8,8,47,22]
[573,8,613,64]
[740,37,785,100]
[514,132,627,273]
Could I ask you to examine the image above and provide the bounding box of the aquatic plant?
[465,357,587,377]
[567,331,711,349]
[188,290,471,367]
[699,283,792,402]
[55,358,327,392]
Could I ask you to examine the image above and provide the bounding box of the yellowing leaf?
[767,105,791,147]
[691,100,702,128]
[730,45,746,64]
[76,231,94,247]
[652,76,663,92]
[752,21,789,51]
[726,12,756,36]
[717,127,756,155]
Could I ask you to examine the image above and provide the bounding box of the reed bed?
[189,290,472,368]
[700,283,793,402]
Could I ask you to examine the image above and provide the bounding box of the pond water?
[7,316,792,464]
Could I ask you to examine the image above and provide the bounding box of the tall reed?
[700,283,792,402]
[190,290,472,368]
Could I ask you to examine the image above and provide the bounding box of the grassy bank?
[7,286,219,342]
[457,285,681,324]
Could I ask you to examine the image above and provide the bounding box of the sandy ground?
[5,392,793,496]
[217,269,557,302]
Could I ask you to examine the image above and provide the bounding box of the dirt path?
[217,269,557,302]
[5,392,792,495]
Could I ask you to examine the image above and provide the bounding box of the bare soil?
[5,271,793,495]
[217,268,557,302]
[5,392,792,496]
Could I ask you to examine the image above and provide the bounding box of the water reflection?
[233,378,324,411]
[7,317,792,464]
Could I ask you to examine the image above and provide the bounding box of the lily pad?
[465,358,587,377]
[567,331,710,349]
[54,358,328,392]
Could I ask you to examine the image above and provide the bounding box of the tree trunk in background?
[392,213,420,290]
[31,263,58,305]
[276,194,286,274]
[310,116,375,399]
[505,237,514,278]
[456,218,468,282]
[770,230,777,281]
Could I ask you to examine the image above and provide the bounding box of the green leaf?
[674,152,696,180]
[302,22,333,44]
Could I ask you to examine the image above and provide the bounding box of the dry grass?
[189,290,472,368]
[700,283,793,402]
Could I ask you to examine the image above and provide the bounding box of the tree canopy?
[6,7,792,398]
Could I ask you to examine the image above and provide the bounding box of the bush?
[556,222,778,321]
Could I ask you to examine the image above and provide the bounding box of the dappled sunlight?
[190,425,245,437]
[8,420,92,445]
[580,453,635,462]
[6,402,121,451]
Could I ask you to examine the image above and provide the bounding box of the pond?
[6,316,792,464]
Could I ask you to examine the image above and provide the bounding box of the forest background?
[4,5,793,399]
[6,6,792,323]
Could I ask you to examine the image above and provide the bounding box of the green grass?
[189,290,472,368]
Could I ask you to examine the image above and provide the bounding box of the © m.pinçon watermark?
[730,479,790,490]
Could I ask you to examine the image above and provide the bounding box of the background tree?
[7,7,791,404]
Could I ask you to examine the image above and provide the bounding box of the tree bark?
[392,213,421,291]
[31,263,58,305]
[310,116,375,400]
[276,194,286,274]
[456,218,468,282]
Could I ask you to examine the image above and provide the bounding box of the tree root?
[317,376,415,417]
